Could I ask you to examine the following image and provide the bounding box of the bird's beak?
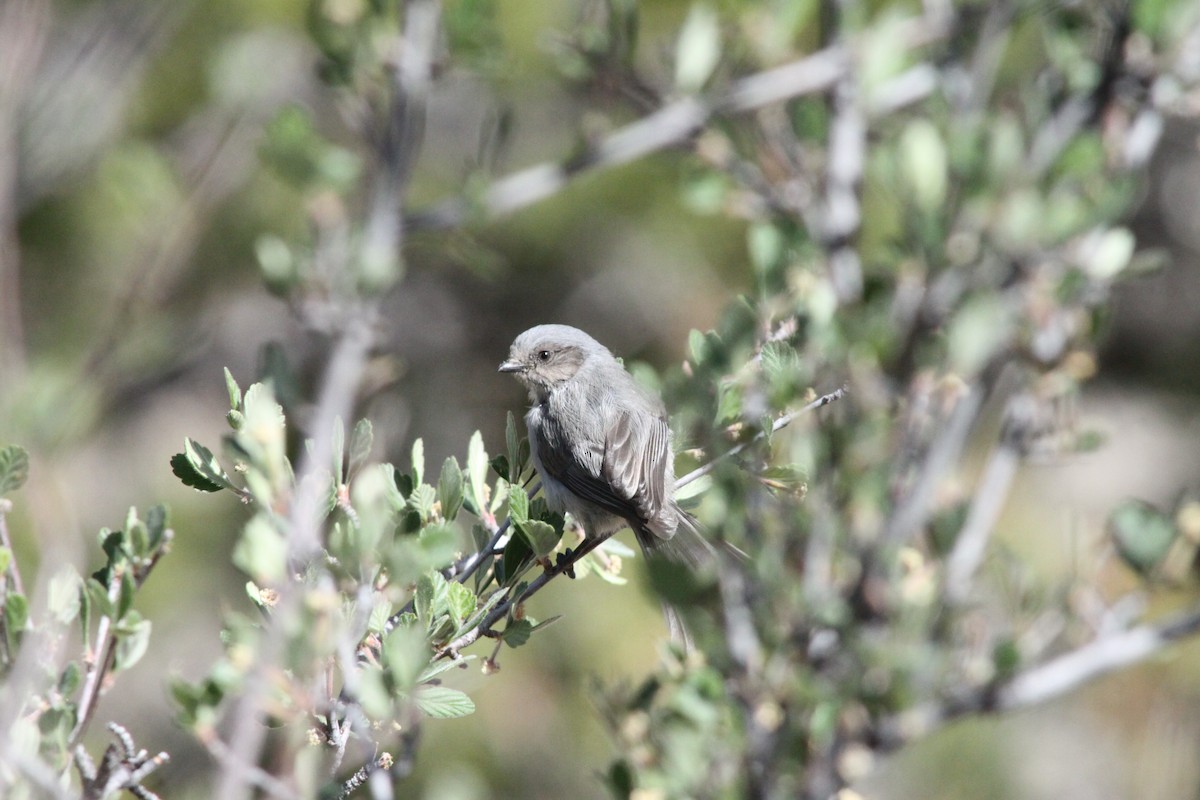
[498,359,525,374]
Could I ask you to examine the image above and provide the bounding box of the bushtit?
[499,324,712,589]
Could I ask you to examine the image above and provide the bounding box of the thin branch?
[675,388,846,490]
[446,519,509,585]
[409,47,848,230]
[407,7,958,232]
[337,753,394,800]
[881,386,982,548]
[202,734,296,800]
[942,443,1019,604]
[67,566,124,747]
[434,535,608,659]
[880,601,1200,747]
[820,0,866,302]
[942,390,1041,604]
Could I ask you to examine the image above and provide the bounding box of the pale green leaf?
[467,431,488,514]
[0,445,30,495]
[675,4,721,92]
[413,685,475,718]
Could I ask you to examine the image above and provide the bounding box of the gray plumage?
[498,324,711,570]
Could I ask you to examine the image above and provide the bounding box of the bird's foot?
[554,549,577,579]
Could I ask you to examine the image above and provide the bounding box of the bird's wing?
[601,408,671,533]
[534,404,671,533]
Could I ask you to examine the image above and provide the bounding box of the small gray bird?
[498,324,712,573]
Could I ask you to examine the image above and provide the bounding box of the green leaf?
[58,662,82,697]
[675,3,720,92]
[4,592,28,650]
[241,382,287,433]
[417,655,476,684]
[224,367,242,410]
[993,638,1021,680]
[489,478,510,515]
[418,524,460,572]
[117,570,135,620]
[357,668,392,720]
[348,419,374,480]
[508,484,529,523]
[498,533,534,586]
[413,685,475,719]
[758,464,808,495]
[415,572,450,626]
[331,416,345,485]
[1082,227,1135,280]
[1109,499,1177,575]
[47,566,81,626]
[516,519,561,558]
[489,454,510,482]
[172,438,237,493]
[409,483,437,522]
[747,223,785,276]
[412,438,425,485]
[367,594,393,635]
[129,517,149,556]
[899,119,948,212]
[393,468,414,499]
[947,296,1012,377]
[447,582,476,629]
[233,514,288,584]
[502,618,534,648]
[0,445,29,495]
[113,617,151,672]
[467,431,489,516]
[383,624,430,692]
[438,457,464,521]
[145,504,169,550]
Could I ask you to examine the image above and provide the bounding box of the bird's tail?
[634,507,718,653]
[636,506,716,568]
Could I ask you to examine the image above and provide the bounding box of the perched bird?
[498,324,712,585]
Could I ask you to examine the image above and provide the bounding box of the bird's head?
[499,324,607,398]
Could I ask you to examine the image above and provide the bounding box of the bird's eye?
[537,350,552,362]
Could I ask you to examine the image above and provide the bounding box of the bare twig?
[337,753,394,800]
[76,723,168,800]
[942,391,1043,604]
[821,0,866,302]
[409,47,849,230]
[881,386,982,548]
[434,534,609,659]
[675,388,846,490]
[68,569,124,747]
[942,443,1019,604]
[202,734,295,800]
[880,601,1200,747]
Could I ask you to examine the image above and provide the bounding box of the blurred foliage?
[0,451,171,798]
[3,0,1200,799]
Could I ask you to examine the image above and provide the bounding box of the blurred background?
[2,1,1200,798]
